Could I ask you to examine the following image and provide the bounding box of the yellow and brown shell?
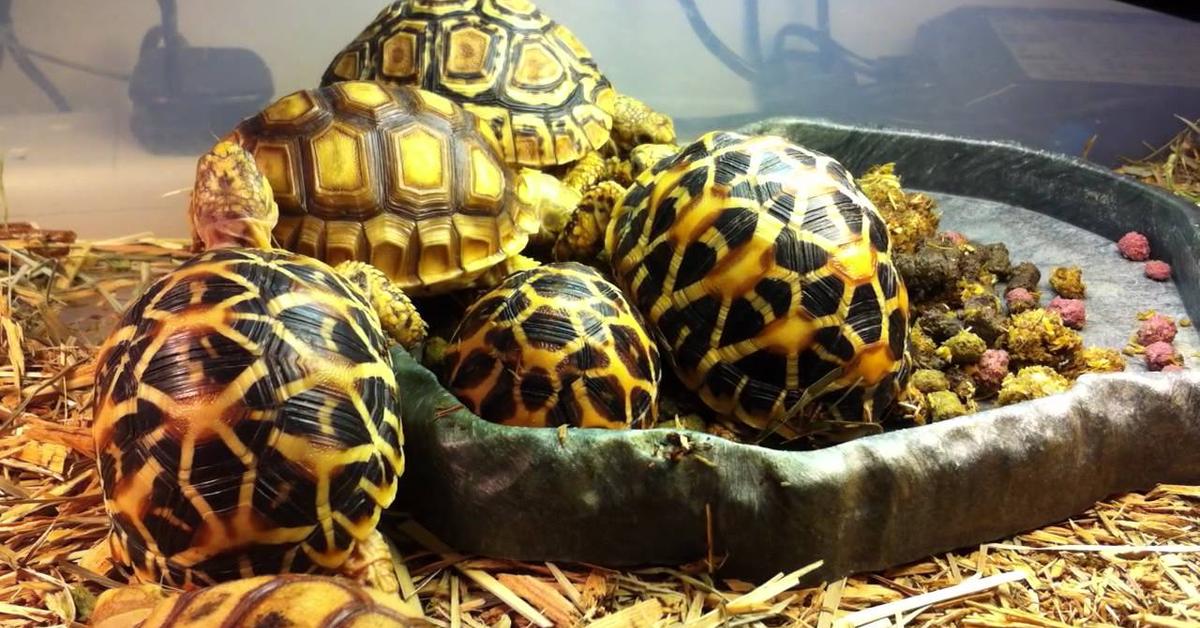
[607,131,911,432]
[226,81,538,296]
[93,248,403,588]
[321,0,615,168]
[91,575,423,628]
[443,262,660,428]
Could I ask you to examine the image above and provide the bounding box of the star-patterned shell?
[607,131,911,432]
[93,248,403,588]
[443,262,661,428]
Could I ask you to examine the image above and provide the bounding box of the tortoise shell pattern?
[321,0,616,167]
[131,574,420,627]
[444,262,661,428]
[93,248,403,588]
[229,81,536,295]
[607,131,911,431]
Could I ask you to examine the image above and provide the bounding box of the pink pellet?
[1137,314,1177,345]
[974,349,1010,389]
[1144,341,1182,372]
[942,231,968,246]
[1005,288,1037,313]
[1145,260,1172,281]
[1117,231,1151,261]
[1047,297,1086,330]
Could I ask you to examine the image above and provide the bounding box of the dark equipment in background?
[129,0,274,153]
[0,0,101,112]
[911,7,1200,166]
[677,0,1200,167]
[2,0,274,154]
[5,1,1196,162]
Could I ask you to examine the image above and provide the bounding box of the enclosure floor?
[934,191,1199,364]
[0,234,1197,627]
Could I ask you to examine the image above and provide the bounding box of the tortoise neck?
[192,218,275,251]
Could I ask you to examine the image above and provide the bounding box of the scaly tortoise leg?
[553,181,627,263]
[552,121,680,265]
[334,261,428,350]
[629,143,682,177]
[560,151,609,193]
[549,144,681,265]
[560,149,636,191]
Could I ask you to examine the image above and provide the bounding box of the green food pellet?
[961,302,1006,346]
[1005,309,1083,366]
[940,330,987,364]
[927,390,968,421]
[911,369,950,393]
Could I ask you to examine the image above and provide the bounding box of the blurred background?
[1,0,1197,238]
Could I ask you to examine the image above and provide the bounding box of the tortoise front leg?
[335,261,428,350]
[553,181,626,263]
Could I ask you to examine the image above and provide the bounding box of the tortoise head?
[612,94,676,150]
[188,140,278,251]
[91,583,172,628]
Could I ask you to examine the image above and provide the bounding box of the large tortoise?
[218,80,579,296]
[94,143,427,590]
[320,0,674,169]
[607,131,913,437]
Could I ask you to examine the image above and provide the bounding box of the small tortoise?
[94,144,426,589]
[443,262,661,428]
[217,81,579,296]
[90,575,423,627]
[607,131,912,435]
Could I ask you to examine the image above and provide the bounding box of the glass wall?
[1,0,1196,238]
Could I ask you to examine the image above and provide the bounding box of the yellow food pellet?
[1049,266,1086,299]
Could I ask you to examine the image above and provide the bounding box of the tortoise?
[217,80,580,296]
[90,575,424,628]
[320,0,674,170]
[443,262,661,428]
[606,131,912,435]
[94,143,427,590]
